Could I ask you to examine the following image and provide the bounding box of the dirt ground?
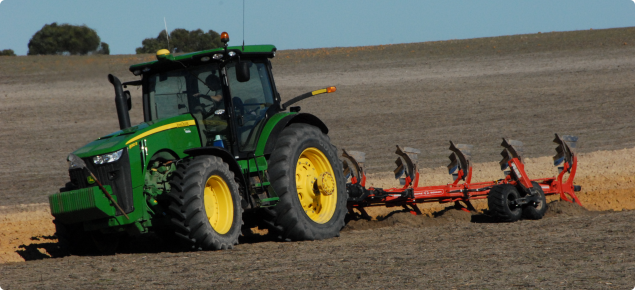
[2,27,635,288]
[1,202,634,289]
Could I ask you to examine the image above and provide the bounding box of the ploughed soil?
[1,201,634,289]
[2,27,635,288]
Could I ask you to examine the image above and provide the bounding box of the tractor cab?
[127,33,281,158]
[143,58,276,155]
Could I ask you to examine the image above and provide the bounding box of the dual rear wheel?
[488,182,547,222]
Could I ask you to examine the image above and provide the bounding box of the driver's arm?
[193,93,223,103]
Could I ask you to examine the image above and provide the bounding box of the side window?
[227,61,275,151]
[148,73,188,120]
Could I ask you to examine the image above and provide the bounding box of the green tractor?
[49,32,347,254]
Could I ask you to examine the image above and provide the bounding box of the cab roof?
[129,44,277,74]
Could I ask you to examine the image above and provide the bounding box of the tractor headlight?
[93,149,124,165]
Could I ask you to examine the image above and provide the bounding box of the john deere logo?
[87,176,95,184]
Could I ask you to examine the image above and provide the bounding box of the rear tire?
[167,156,243,250]
[488,184,522,222]
[522,181,548,220]
[262,123,347,241]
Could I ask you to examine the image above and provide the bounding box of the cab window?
[227,61,274,151]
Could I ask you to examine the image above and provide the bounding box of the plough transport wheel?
[522,182,548,220]
[488,184,522,222]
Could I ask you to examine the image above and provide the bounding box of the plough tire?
[265,123,347,241]
[522,182,548,220]
[488,184,522,222]
[167,156,243,251]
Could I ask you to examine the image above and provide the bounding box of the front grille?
[68,149,134,215]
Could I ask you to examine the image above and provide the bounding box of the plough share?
[342,134,581,222]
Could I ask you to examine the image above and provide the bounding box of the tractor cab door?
[145,64,230,148]
[226,60,275,153]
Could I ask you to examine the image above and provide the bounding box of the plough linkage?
[344,134,582,221]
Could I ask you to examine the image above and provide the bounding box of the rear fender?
[259,113,328,156]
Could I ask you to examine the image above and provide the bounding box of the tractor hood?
[72,114,197,158]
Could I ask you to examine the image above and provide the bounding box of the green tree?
[97,42,110,55]
[27,23,108,55]
[0,49,16,56]
[136,28,222,54]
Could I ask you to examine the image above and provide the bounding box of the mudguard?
[258,113,329,156]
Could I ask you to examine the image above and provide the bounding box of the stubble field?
[1,27,635,288]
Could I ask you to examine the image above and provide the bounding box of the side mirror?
[124,90,132,111]
[236,61,250,82]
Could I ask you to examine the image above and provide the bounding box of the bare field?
[2,28,635,205]
[1,27,635,288]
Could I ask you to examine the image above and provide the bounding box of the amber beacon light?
[221,32,229,44]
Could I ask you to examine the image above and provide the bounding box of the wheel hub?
[317,172,335,196]
[295,147,337,224]
[203,175,234,234]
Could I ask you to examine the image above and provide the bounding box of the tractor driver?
[193,73,223,105]
[191,73,228,145]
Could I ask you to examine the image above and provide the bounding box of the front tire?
[167,156,243,250]
[263,123,347,241]
[54,220,93,255]
[54,221,120,255]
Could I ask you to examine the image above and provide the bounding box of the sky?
[1,0,635,55]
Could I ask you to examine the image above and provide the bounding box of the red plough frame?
[343,134,581,219]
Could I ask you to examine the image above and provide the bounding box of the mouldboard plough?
[342,134,581,222]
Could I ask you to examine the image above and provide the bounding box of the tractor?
[48,32,347,254]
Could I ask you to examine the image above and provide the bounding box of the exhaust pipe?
[108,74,131,130]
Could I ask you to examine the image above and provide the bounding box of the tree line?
[27,23,109,55]
[7,23,223,56]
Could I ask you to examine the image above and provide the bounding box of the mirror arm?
[280,87,336,111]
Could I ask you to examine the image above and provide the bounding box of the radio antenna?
[242,0,245,51]
[164,17,171,52]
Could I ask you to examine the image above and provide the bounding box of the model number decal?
[416,190,444,196]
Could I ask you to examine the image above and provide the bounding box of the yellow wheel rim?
[295,148,338,224]
[203,175,234,234]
